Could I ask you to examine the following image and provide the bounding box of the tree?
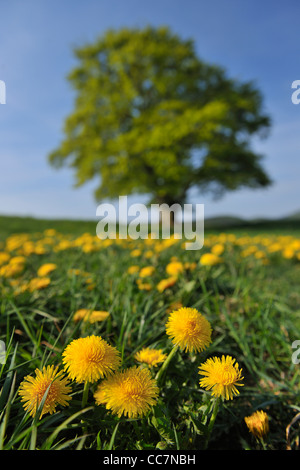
[48,26,271,219]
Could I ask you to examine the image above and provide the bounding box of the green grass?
[0,216,300,450]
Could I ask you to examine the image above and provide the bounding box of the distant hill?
[1,211,300,237]
[203,209,300,230]
[204,212,300,231]
[282,210,300,221]
[203,215,246,229]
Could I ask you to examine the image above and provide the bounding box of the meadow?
[0,216,300,451]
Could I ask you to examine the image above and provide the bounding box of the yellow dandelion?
[200,253,223,266]
[37,263,57,277]
[44,229,57,237]
[244,410,269,439]
[73,309,110,323]
[0,263,24,278]
[127,265,140,274]
[139,266,155,278]
[34,244,47,255]
[62,335,121,383]
[136,279,152,291]
[184,262,197,271]
[85,278,96,291]
[156,276,177,293]
[165,307,212,353]
[73,308,91,322]
[165,261,184,276]
[9,256,26,265]
[18,365,72,418]
[199,355,244,400]
[0,252,10,266]
[267,242,281,253]
[88,310,110,323]
[254,250,266,260]
[130,249,141,257]
[135,347,167,367]
[54,240,73,252]
[28,277,50,292]
[211,243,225,256]
[282,248,294,259]
[94,366,159,418]
[11,280,29,296]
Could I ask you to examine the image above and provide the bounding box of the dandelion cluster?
[2,227,299,448]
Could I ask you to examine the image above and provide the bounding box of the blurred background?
[0,0,299,227]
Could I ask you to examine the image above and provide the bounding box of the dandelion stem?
[132,419,140,441]
[204,396,221,449]
[155,345,178,387]
[82,381,90,408]
[259,437,268,450]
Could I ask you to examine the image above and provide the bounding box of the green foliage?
[49,26,271,205]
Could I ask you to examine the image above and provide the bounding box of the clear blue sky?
[0,0,300,221]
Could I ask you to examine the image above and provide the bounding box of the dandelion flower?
[211,244,225,256]
[199,355,244,400]
[44,229,57,237]
[85,278,96,291]
[88,310,110,323]
[283,248,294,259]
[245,410,269,439]
[136,279,152,291]
[0,263,24,278]
[127,265,139,274]
[166,307,212,353]
[200,253,223,266]
[37,263,57,277]
[135,347,167,367]
[18,365,72,418]
[28,277,50,292]
[73,308,90,322]
[94,366,159,418]
[131,249,141,257]
[9,256,26,265]
[139,266,155,278]
[62,335,120,383]
[184,262,197,271]
[156,276,177,293]
[0,252,10,266]
[73,309,110,323]
[165,261,184,276]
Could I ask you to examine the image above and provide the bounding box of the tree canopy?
[48,26,272,208]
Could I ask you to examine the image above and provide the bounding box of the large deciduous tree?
[48,26,271,213]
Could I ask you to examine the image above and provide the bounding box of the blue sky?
[0,0,300,221]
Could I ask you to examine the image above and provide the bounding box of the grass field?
[0,215,300,450]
